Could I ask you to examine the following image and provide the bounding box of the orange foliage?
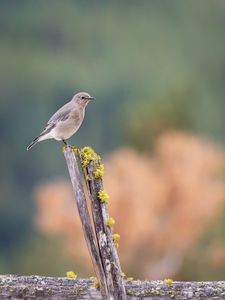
[34,181,91,265]
[34,131,225,278]
[206,246,225,268]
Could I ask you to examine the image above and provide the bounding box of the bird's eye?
[81,96,85,99]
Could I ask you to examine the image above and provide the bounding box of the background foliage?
[0,0,225,279]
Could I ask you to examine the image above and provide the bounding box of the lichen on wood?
[1,275,225,299]
[79,146,126,299]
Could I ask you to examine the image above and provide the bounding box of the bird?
[27,92,94,150]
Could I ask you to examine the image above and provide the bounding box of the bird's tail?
[27,136,40,150]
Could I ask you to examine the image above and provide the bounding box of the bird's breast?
[52,110,84,140]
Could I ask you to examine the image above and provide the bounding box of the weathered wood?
[64,147,109,299]
[1,275,225,299]
[84,157,126,300]
[65,146,126,299]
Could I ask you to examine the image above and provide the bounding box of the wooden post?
[82,154,126,299]
[63,147,109,299]
[64,146,126,299]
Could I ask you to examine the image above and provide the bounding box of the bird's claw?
[62,144,77,154]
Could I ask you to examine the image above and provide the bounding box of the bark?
[83,156,126,299]
[64,147,126,299]
[63,147,108,298]
[1,275,225,299]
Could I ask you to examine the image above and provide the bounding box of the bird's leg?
[62,139,68,146]
[62,139,73,149]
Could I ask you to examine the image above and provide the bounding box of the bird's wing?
[47,101,73,124]
[39,102,73,136]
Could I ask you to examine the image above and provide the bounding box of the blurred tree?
[125,85,195,150]
[0,0,225,277]
[35,132,225,279]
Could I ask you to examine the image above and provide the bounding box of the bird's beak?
[88,96,95,100]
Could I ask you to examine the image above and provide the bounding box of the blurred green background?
[1,0,225,280]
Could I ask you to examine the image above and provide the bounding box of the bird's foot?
[62,140,77,153]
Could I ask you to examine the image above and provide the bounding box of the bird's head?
[73,92,95,107]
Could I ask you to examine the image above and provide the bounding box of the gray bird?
[27,92,94,150]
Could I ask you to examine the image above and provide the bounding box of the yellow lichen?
[81,146,100,167]
[66,271,77,279]
[127,277,134,282]
[113,233,120,243]
[98,190,109,203]
[113,233,120,248]
[164,278,174,285]
[62,146,66,153]
[71,146,77,154]
[94,164,104,179]
[121,272,126,279]
[92,277,100,289]
[106,217,115,228]
[63,145,77,154]
[85,175,91,181]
